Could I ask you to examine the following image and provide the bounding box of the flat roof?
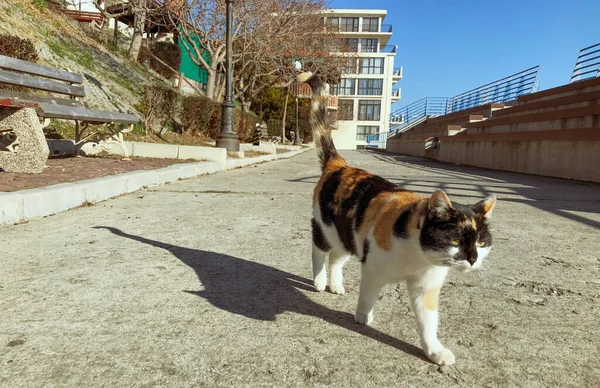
[324,9,387,17]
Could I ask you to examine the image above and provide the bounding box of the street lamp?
[216,0,240,151]
[294,61,302,146]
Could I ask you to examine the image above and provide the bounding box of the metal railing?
[391,89,401,98]
[381,24,392,33]
[386,65,540,127]
[570,42,600,83]
[447,65,540,112]
[392,67,403,77]
[380,45,397,53]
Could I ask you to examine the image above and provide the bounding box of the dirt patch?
[276,148,292,154]
[0,154,195,192]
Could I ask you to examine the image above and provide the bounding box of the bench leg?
[0,107,50,174]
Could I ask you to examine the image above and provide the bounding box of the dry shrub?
[139,85,180,134]
[182,95,220,137]
[0,34,39,92]
[235,110,261,143]
[139,42,182,80]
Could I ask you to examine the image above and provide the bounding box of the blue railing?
[366,66,542,148]
[570,42,600,83]
[447,65,540,112]
[387,65,540,125]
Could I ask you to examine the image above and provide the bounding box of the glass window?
[358,100,381,121]
[327,17,339,31]
[356,125,379,140]
[362,17,379,32]
[331,79,356,96]
[339,38,358,52]
[340,17,359,32]
[360,38,378,53]
[359,58,384,74]
[339,58,357,74]
[338,99,354,120]
[358,79,383,95]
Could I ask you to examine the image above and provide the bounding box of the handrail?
[570,42,600,83]
[381,24,392,33]
[380,45,397,53]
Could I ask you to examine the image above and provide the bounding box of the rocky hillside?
[0,0,167,116]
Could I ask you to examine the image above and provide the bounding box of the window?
[362,17,379,32]
[331,78,355,96]
[360,38,378,53]
[327,17,340,31]
[340,38,358,52]
[340,17,359,32]
[338,99,354,120]
[356,126,379,140]
[359,58,385,74]
[358,79,383,95]
[340,59,357,74]
[358,100,381,121]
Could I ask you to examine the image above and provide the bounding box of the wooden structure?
[0,55,138,173]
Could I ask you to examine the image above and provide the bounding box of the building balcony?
[295,83,338,109]
[392,67,403,81]
[391,88,401,101]
[380,45,397,54]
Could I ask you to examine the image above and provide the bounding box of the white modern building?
[325,9,402,149]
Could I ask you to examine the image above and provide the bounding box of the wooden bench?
[0,54,139,173]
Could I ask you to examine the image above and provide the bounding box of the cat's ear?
[428,190,452,212]
[474,195,497,218]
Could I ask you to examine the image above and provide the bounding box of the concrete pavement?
[1,150,599,387]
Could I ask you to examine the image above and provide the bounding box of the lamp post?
[293,61,302,146]
[216,0,240,151]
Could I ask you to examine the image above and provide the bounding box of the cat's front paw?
[427,348,455,366]
[328,283,345,295]
[314,273,327,292]
[354,311,373,326]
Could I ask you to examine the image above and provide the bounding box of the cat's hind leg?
[311,218,330,292]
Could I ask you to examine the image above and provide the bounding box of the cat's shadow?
[95,226,429,363]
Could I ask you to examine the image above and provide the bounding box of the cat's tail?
[297,72,346,171]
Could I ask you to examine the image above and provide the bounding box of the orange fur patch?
[424,288,440,311]
[333,168,372,211]
[358,192,396,241]
[371,192,424,251]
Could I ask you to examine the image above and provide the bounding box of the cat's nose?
[466,254,478,266]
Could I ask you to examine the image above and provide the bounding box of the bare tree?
[167,0,346,102]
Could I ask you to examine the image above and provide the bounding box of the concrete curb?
[1,147,312,226]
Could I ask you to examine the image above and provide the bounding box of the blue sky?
[329,0,600,111]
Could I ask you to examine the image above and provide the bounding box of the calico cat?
[299,72,496,365]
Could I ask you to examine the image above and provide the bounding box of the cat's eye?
[450,241,459,246]
[476,241,486,247]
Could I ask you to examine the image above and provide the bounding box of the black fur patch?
[361,240,370,263]
[393,204,415,238]
[319,169,343,226]
[312,218,331,252]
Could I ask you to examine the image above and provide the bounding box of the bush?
[139,42,182,80]
[0,34,39,62]
[235,109,261,143]
[182,95,220,137]
[139,85,180,134]
[0,34,39,91]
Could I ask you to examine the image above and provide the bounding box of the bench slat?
[0,89,82,108]
[0,55,83,84]
[0,69,86,97]
[37,103,139,124]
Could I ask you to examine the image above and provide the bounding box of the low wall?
[386,139,426,157]
[433,129,600,183]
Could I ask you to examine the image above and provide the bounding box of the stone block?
[0,107,50,174]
